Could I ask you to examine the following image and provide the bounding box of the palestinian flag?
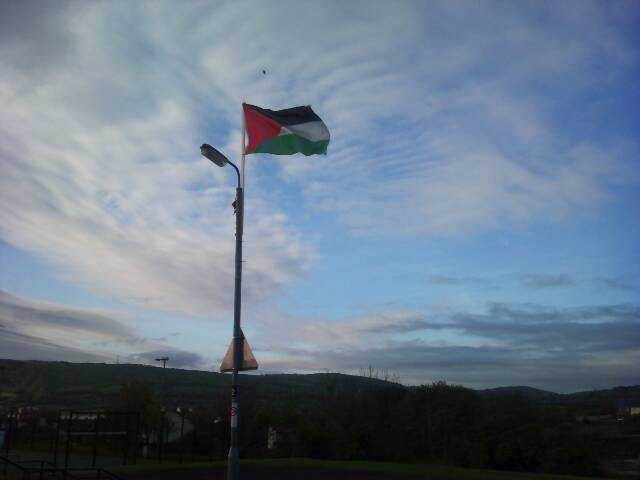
[243,103,330,156]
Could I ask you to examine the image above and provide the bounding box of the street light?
[155,357,169,417]
[201,144,240,187]
[200,144,229,168]
[155,357,169,368]
[5,411,17,457]
[158,407,166,464]
[200,143,244,480]
[176,407,192,464]
[210,417,222,461]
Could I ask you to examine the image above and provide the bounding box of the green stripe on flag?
[252,134,329,156]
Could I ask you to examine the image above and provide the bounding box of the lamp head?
[200,144,229,167]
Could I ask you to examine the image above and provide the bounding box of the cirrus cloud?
[1,1,638,317]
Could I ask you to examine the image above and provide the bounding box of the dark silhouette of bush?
[250,380,605,477]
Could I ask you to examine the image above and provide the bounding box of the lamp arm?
[226,160,241,189]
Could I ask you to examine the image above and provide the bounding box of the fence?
[1,408,226,470]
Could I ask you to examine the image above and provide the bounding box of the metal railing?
[65,468,124,480]
[1,456,123,480]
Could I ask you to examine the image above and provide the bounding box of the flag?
[243,103,330,156]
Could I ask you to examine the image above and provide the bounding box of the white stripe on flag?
[279,121,329,142]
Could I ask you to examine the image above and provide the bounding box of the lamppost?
[155,356,169,435]
[5,410,16,457]
[176,407,192,464]
[210,417,222,461]
[200,143,243,480]
[157,407,165,464]
[155,357,169,368]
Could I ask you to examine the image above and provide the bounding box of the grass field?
[114,458,608,480]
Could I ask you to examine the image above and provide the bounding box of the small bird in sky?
[262,69,266,75]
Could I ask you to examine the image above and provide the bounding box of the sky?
[1,0,639,393]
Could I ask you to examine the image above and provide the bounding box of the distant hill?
[474,384,640,410]
[1,359,639,411]
[0,359,393,410]
[564,385,640,406]
[479,385,563,403]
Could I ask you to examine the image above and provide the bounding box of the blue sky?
[1,0,639,392]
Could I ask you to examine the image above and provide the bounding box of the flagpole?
[226,105,246,480]
[203,101,327,480]
[241,103,246,189]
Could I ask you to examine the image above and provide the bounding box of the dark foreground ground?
[126,466,428,480]
[118,460,605,480]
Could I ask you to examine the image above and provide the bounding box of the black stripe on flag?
[245,104,322,126]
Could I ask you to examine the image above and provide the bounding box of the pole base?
[227,446,239,480]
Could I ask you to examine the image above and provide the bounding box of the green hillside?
[2,359,638,478]
[479,385,563,402]
[2,359,639,412]
[0,359,391,409]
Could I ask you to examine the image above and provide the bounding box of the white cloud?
[0,289,212,367]
[249,301,640,392]
[0,2,318,317]
[0,290,139,361]
[0,0,637,318]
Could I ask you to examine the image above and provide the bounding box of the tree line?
[116,379,604,476]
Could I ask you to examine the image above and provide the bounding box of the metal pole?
[5,412,11,457]
[158,410,164,464]
[92,413,99,468]
[240,103,246,189]
[192,416,197,463]
[53,413,61,466]
[210,420,215,462]
[227,186,243,480]
[123,413,129,466]
[179,410,185,464]
[133,413,140,465]
[64,412,73,468]
[227,112,245,480]
[30,413,37,449]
